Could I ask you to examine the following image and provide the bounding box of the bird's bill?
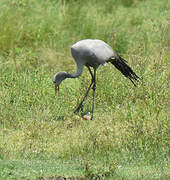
[55,85,59,95]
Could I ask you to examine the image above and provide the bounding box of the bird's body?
[71,39,116,68]
[53,39,140,119]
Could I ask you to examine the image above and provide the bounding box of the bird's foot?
[74,104,84,113]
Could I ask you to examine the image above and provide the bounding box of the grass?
[0,0,170,179]
[0,159,84,179]
[0,160,169,179]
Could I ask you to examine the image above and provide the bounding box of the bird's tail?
[110,56,140,86]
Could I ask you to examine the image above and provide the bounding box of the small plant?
[83,159,117,179]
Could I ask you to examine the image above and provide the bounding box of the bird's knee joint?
[93,84,96,90]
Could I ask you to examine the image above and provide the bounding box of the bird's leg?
[74,81,93,113]
[91,69,97,120]
[87,66,94,79]
[74,67,94,113]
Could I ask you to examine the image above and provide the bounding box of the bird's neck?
[67,63,84,78]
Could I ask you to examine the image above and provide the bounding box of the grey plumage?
[53,39,140,119]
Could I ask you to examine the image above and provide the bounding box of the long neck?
[67,63,84,78]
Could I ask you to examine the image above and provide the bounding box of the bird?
[53,39,140,120]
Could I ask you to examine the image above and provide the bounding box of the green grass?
[0,0,170,179]
[0,159,84,179]
[0,160,169,179]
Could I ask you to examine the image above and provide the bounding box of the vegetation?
[0,0,169,179]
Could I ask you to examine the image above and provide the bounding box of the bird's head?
[52,71,68,94]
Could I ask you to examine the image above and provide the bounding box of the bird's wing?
[89,40,116,62]
[72,39,118,67]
